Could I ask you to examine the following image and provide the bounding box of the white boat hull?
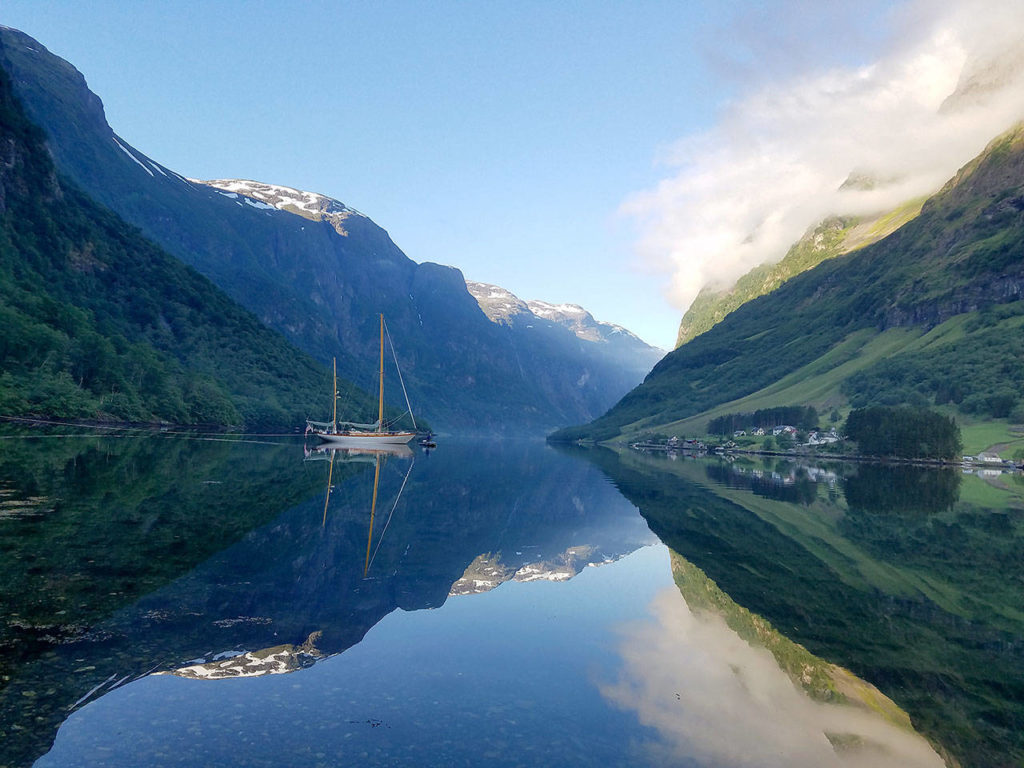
[315,430,416,446]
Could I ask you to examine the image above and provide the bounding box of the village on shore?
[630,425,1024,474]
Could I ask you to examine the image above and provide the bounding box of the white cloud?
[625,0,1024,313]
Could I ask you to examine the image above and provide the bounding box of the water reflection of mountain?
[0,436,653,767]
[606,551,945,768]
[577,446,1024,768]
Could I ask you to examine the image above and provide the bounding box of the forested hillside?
[0,58,371,429]
[553,124,1024,442]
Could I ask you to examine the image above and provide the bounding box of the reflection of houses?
[958,454,1024,473]
[803,466,839,485]
[969,468,1005,478]
[727,463,837,487]
[631,437,706,453]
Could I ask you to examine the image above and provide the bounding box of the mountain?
[674,42,1024,351]
[0,51,370,429]
[552,123,1024,442]
[675,197,926,347]
[467,280,664,401]
[0,27,659,435]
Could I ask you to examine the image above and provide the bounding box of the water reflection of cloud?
[601,588,945,768]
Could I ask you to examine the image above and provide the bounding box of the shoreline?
[627,441,1024,472]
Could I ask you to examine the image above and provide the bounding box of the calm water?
[0,434,1021,767]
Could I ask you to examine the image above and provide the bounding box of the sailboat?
[305,314,417,447]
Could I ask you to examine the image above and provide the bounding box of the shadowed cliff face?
[0,27,657,435]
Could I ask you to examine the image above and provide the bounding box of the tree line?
[707,406,819,436]
[843,406,961,459]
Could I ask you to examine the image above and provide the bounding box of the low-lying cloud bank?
[626,0,1024,313]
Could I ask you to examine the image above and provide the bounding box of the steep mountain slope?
[0,55,368,429]
[0,27,657,435]
[676,198,926,347]
[553,124,1024,442]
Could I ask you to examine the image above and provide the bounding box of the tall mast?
[332,357,338,433]
[377,314,385,433]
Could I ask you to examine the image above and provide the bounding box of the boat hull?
[315,430,416,446]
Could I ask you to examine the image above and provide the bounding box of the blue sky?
[4,1,1005,349]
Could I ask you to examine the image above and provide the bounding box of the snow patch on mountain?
[192,178,366,236]
[466,280,653,350]
[449,547,623,596]
[465,281,530,323]
[112,136,153,177]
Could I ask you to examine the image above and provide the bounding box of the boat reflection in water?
[162,442,419,683]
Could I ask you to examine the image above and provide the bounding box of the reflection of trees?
[580,445,1024,768]
[843,466,960,515]
[0,433,334,768]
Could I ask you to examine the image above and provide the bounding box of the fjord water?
[0,435,1019,767]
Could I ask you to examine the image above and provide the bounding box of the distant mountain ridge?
[527,299,641,345]
[467,280,661,350]
[466,280,664,398]
[0,26,659,435]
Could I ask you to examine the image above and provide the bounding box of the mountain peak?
[466,280,655,350]
[465,281,530,323]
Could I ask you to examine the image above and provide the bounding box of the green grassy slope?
[677,198,926,347]
[553,124,1024,443]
